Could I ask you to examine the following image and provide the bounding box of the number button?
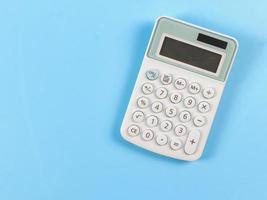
[151,101,163,113]
[198,101,210,113]
[183,96,196,108]
[179,111,191,122]
[160,120,173,132]
[174,78,187,90]
[146,115,158,127]
[142,129,154,141]
[174,125,187,136]
[188,82,201,94]
[156,134,168,146]
[193,116,206,127]
[165,106,177,118]
[184,130,200,154]
[170,138,183,150]
[203,87,215,99]
[137,96,149,108]
[142,83,154,95]
[170,92,182,104]
[160,74,172,85]
[132,111,145,122]
[146,69,159,80]
[127,125,140,136]
[155,87,168,99]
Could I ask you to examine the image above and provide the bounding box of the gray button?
[146,69,159,80]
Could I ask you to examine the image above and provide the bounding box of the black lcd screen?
[159,36,222,73]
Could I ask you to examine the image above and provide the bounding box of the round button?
[188,82,201,94]
[170,138,183,150]
[174,78,187,90]
[156,134,168,146]
[170,92,182,104]
[179,111,191,122]
[137,96,150,108]
[160,74,172,85]
[183,96,196,108]
[142,83,154,95]
[155,87,168,99]
[160,120,173,132]
[132,111,145,122]
[198,101,210,113]
[151,101,163,113]
[203,87,215,99]
[193,116,206,127]
[146,69,159,80]
[127,125,140,136]
[165,106,177,118]
[146,115,158,127]
[142,129,154,141]
[174,125,187,136]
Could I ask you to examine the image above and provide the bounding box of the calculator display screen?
[159,36,222,73]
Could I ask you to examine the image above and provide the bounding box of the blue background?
[1,0,267,199]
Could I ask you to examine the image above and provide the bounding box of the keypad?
[128,69,215,155]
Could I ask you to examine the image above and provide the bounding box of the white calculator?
[120,16,238,161]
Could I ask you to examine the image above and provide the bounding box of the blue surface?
[1,0,267,199]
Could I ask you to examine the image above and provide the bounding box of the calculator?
[120,16,238,161]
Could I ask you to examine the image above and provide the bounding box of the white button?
[184,130,201,154]
[203,87,215,99]
[160,120,173,132]
[156,134,168,146]
[183,96,196,108]
[142,83,154,95]
[170,92,182,104]
[170,138,183,150]
[160,74,172,85]
[127,125,140,136]
[151,101,163,113]
[137,96,149,108]
[165,106,177,118]
[142,129,154,141]
[188,82,201,94]
[146,69,159,80]
[198,101,210,113]
[174,78,187,90]
[132,111,145,122]
[155,87,168,99]
[146,115,158,127]
[174,125,187,136]
[193,116,206,127]
[179,111,191,122]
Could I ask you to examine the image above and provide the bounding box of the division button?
[202,87,215,99]
[142,129,154,141]
[127,125,140,136]
[156,134,168,146]
[146,69,159,80]
[184,130,201,154]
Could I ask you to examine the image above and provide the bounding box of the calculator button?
[193,116,206,127]
[160,74,172,85]
[137,96,149,108]
[188,82,201,94]
[170,92,182,104]
[179,111,191,122]
[151,101,163,113]
[146,69,159,80]
[203,87,215,99]
[183,96,196,108]
[142,83,154,95]
[142,129,154,141]
[198,101,210,113]
[127,125,140,136]
[165,106,177,118]
[160,120,173,132]
[155,87,168,99]
[174,125,187,136]
[146,115,158,127]
[156,134,168,146]
[132,111,145,122]
[184,130,200,154]
[174,78,187,90]
[170,138,183,150]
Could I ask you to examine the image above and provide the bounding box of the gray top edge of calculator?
[147,16,238,82]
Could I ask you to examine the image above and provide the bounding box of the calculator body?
[120,17,238,161]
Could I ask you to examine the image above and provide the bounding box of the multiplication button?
[146,69,159,80]
[198,101,210,113]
